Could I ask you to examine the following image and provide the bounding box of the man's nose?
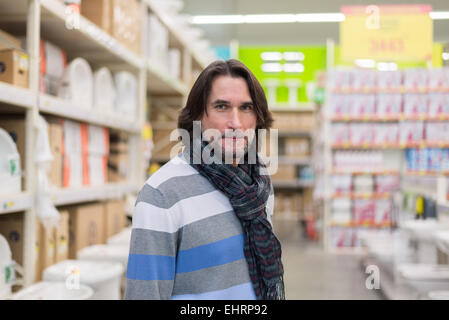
[227,108,242,129]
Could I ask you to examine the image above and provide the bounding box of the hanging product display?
[0,234,15,299]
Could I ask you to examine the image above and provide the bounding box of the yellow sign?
[340,5,433,62]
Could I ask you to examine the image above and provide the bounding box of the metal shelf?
[39,94,140,133]
[0,193,33,215]
[269,103,316,112]
[50,183,139,207]
[272,179,314,189]
[40,0,144,71]
[0,82,35,110]
[278,156,311,166]
[147,61,188,96]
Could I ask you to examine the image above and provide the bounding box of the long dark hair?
[178,59,273,138]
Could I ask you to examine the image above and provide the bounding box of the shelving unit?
[0,0,212,289]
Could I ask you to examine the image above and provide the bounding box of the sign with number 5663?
[340,5,433,62]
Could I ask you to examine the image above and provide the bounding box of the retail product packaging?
[425,122,449,145]
[54,210,69,263]
[428,93,449,118]
[108,132,129,182]
[284,137,310,157]
[351,70,377,92]
[67,202,105,259]
[46,119,63,188]
[374,200,392,225]
[93,67,116,114]
[349,123,374,146]
[110,0,141,54]
[0,116,26,190]
[375,175,399,193]
[331,123,350,145]
[353,200,375,225]
[0,214,42,282]
[0,49,29,88]
[279,193,301,219]
[81,0,112,33]
[403,93,428,117]
[350,94,376,118]
[373,123,399,146]
[352,175,374,194]
[38,221,56,279]
[271,164,296,181]
[405,148,429,172]
[273,112,315,131]
[329,94,350,117]
[399,121,424,145]
[147,13,169,69]
[39,40,66,95]
[331,174,352,194]
[87,125,109,186]
[167,48,181,80]
[327,70,352,91]
[403,69,428,91]
[330,227,353,248]
[274,194,284,216]
[62,120,89,188]
[114,71,138,120]
[377,71,403,91]
[333,151,384,173]
[331,199,352,224]
[376,94,402,118]
[0,29,22,51]
[427,68,449,91]
[103,200,126,242]
[58,57,94,109]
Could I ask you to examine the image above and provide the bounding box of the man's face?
[201,75,257,160]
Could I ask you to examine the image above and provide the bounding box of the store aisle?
[274,221,383,300]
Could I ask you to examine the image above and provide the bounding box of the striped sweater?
[125,152,274,300]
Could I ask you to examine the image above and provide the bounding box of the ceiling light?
[442,52,449,61]
[261,52,283,61]
[295,13,345,22]
[245,14,296,23]
[429,11,449,20]
[355,59,376,68]
[283,63,305,73]
[283,52,305,61]
[261,63,282,73]
[190,15,244,24]
[377,62,398,71]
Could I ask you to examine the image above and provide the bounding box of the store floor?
[274,220,383,300]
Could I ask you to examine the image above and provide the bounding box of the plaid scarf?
[187,140,285,300]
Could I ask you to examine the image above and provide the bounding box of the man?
[125,59,285,300]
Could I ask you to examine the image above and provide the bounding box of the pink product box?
[374,200,392,224]
[328,70,352,90]
[352,70,377,91]
[331,227,354,248]
[353,200,375,224]
[428,68,449,90]
[349,123,374,145]
[374,123,399,146]
[330,94,351,116]
[331,124,350,144]
[403,94,428,116]
[376,94,402,117]
[375,175,400,193]
[377,71,403,90]
[403,69,428,91]
[426,122,449,143]
[399,121,424,144]
[350,94,376,117]
[428,93,449,117]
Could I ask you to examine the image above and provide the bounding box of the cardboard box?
[0,213,42,282]
[47,120,63,188]
[271,164,296,181]
[67,202,105,259]
[103,200,126,242]
[0,49,29,88]
[81,0,112,33]
[108,153,128,181]
[110,0,141,54]
[0,117,26,172]
[55,210,69,263]
[0,29,22,51]
[38,222,56,276]
[284,137,310,157]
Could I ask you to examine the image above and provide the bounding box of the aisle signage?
[340,5,433,62]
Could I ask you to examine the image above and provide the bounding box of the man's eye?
[215,104,227,110]
[241,105,253,111]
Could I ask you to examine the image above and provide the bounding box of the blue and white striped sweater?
[125,154,274,300]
